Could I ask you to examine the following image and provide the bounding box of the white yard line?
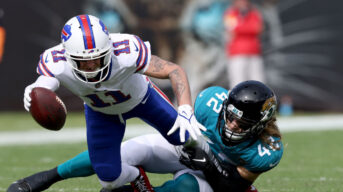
[1,115,343,146]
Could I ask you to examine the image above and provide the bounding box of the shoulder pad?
[36,44,66,77]
[110,33,151,73]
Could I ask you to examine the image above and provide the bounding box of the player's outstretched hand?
[24,84,35,111]
[167,104,206,142]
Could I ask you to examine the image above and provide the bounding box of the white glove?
[23,76,60,112]
[167,104,206,142]
[24,84,35,111]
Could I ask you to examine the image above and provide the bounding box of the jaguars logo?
[261,96,277,122]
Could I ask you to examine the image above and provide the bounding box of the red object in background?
[223,7,263,56]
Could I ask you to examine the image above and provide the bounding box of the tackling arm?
[180,137,258,191]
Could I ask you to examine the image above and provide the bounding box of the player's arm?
[180,138,259,191]
[144,55,205,142]
[237,166,260,182]
[144,55,191,106]
[202,163,258,192]
[24,49,62,111]
[24,76,60,111]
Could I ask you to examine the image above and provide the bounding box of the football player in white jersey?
[21,14,204,190]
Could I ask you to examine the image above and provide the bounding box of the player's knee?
[95,164,121,182]
[173,173,200,192]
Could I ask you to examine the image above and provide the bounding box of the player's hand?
[24,84,35,111]
[180,145,212,171]
[167,104,206,142]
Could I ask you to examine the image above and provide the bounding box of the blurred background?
[1,0,343,113]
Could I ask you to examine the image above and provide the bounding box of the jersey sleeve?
[111,33,152,74]
[36,45,66,77]
[194,86,228,130]
[243,137,284,173]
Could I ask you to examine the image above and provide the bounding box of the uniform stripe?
[37,54,54,77]
[134,36,143,67]
[77,15,96,49]
[146,77,173,106]
[134,36,148,72]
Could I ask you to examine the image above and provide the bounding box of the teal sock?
[57,150,95,179]
[154,173,200,192]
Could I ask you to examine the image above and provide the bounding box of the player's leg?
[121,134,186,173]
[99,171,200,192]
[7,150,94,192]
[132,84,187,145]
[7,167,62,192]
[57,150,94,178]
[154,173,200,192]
[85,105,138,189]
[99,134,187,192]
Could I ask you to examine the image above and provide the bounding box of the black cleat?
[7,167,63,192]
[7,179,31,192]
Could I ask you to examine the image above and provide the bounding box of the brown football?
[30,87,67,131]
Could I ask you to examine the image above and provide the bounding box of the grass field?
[1,112,343,191]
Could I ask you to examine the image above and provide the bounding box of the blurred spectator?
[83,0,137,33]
[223,0,265,89]
[259,0,283,48]
[123,0,187,100]
[0,8,5,63]
[179,0,230,100]
[279,95,294,116]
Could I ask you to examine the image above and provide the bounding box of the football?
[29,87,67,131]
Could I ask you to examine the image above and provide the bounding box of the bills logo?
[88,50,94,53]
[99,20,109,35]
[61,25,72,42]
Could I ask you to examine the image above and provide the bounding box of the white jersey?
[36,33,152,114]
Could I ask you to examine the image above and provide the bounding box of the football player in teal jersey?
[8,80,283,192]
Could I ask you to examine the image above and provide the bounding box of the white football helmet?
[61,14,112,84]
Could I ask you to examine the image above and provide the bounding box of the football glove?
[179,136,229,178]
[23,76,60,112]
[24,84,35,111]
[167,104,206,142]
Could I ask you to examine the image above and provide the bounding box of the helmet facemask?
[66,48,112,83]
[218,99,262,146]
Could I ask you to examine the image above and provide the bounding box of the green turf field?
[1,112,343,191]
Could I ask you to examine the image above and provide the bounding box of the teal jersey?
[194,86,283,173]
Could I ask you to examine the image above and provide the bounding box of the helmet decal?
[261,96,277,122]
[99,20,109,35]
[227,104,243,118]
[76,15,96,50]
[61,24,72,42]
[262,96,277,112]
